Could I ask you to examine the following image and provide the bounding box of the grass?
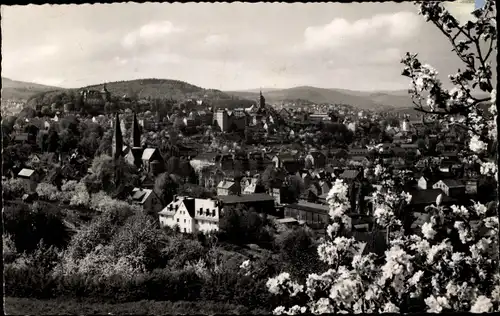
[4,297,268,315]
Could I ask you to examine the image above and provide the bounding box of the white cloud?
[303,11,420,51]
[203,34,228,47]
[370,47,402,64]
[122,20,184,48]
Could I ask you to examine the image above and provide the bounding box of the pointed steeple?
[112,113,123,160]
[131,112,141,148]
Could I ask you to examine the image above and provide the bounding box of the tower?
[131,112,141,148]
[101,84,111,102]
[259,90,266,109]
[128,112,144,168]
[111,113,123,160]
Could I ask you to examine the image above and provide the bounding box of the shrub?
[2,178,25,199]
[69,182,90,207]
[36,183,61,201]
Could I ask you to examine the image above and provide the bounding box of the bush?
[2,178,25,199]
[69,182,90,207]
[36,183,61,201]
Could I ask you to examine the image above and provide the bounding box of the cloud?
[203,34,229,47]
[303,11,420,51]
[122,20,184,48]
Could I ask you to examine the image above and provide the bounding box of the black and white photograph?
[1,0,499,314]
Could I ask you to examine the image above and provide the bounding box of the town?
[2,0,498,314]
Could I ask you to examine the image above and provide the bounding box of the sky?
[0,1,482,91]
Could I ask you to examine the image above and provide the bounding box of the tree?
[47,129,60,152]
[274,227,326,282]
[219,205,273,247]
[41,105,51,116]
[154,172,179,205]
[3,202,70,253]
[264,2,499,314]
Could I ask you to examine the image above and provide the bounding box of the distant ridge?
[225,86,415,111]
[1,77,63,101]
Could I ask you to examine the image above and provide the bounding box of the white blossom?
[240,260,251,270]
[273,306,286,315]
[409,270,424,286]
[425,295,451,313]
[469,135,488,153]
[310,298,334,314]
[470,295,493,313]
[381,302,400,313]
[436,194,443,206]
[422,222,437,240]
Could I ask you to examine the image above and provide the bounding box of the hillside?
[84,78,233,101]
[226,86,414,111]
[25,78,258,111]
[1,77,63,101]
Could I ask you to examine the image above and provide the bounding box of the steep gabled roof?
[141,148,158,161]
[439,179,465,188]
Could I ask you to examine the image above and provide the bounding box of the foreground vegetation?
[4,297,267,315]
[3,194,325,314]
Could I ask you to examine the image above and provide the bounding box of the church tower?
[111,113,123,160]
[131,112,141,148]
[259,90,266,109]
[128,112,144,168]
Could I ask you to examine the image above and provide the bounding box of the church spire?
[111,112,123,160]
[131,112,141,148]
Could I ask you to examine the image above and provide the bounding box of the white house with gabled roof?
[158,196,221,234]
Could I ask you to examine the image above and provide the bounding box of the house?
[296,170,313,188]
[275,217,301,228]
[217,193,278,217]
[406,189,456,213]
[417,176,433,190]
[305,151,326,169]
[217,179,241,196]
[217,154,235,171]
[28,154,42,167]
[242,180,266,195]
[271,186,295,205]
[465,179,478,195]
[272,153,300,174]
[283,201,330,230]
[349,156,370,167]
[141,148,164,174]
[140,174,156,189]
[12,133,31,144]
[415,159,429,169]
[339,169,362,183]
[279,108,292,120]
[330,148,349,160]
[131,188,162,214]
[17,168,40,192]
[158,196,221,234]
[299,188,319,204]
[348,148,370,157]
[432,179,466,198]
